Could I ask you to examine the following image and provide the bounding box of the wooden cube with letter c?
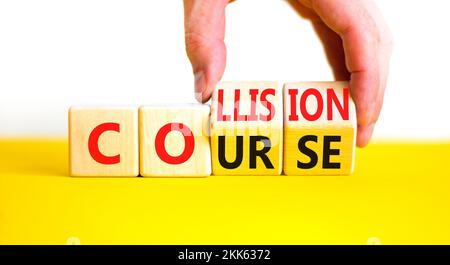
[69,106,139,177]
[283,81,357,175]
[139,104,211,177]
[210,81,283,175]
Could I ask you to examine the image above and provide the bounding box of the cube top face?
[211,81,282,129]
[283,81,357,128]
[69,107,139,177]
[139,104,211,177]
[283,82,356,176]
[210,81,283,175]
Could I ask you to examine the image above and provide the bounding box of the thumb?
[184,0,228,103]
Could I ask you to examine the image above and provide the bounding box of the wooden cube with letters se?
[210,81,283,175]
[283,81,356,175]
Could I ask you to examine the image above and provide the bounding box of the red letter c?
[88,122,121,164]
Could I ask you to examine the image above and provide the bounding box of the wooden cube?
[69,107,139,177]
[283,81,356,175]
[139,104,211,177]
[210,81,283,175]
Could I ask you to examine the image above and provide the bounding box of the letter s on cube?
[139,104,211,177]
[69,106,139,177]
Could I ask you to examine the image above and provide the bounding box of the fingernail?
[194,71,205,103]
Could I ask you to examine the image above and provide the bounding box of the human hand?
[183,0,393,147]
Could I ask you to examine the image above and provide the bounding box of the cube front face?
[139,105,211,177]
[283,82,356,175]
[210,82,283,175]
[69,107,139,177]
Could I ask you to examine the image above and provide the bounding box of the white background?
[0,0,449,139]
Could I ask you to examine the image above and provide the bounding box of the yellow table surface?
[0,139,449,245]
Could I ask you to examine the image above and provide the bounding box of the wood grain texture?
[69,107,139,177]
[139,104,211,177]
[210,81,283,175]
[283,81,356,175]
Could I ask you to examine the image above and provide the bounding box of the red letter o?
[155,123,195,165]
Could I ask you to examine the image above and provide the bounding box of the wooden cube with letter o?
[139,104,211,177]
